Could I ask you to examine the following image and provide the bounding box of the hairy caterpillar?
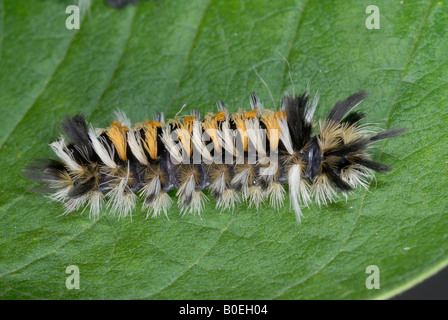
[26,89,404,222]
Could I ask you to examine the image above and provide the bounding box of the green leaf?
[0,0,447,299]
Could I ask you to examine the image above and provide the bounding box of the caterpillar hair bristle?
[26,89,405,223]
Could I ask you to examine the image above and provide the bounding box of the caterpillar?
[26,89,404,222]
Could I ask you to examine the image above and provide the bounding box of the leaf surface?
[0,0,447,299]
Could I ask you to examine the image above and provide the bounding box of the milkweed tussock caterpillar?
[26,89,404,222]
